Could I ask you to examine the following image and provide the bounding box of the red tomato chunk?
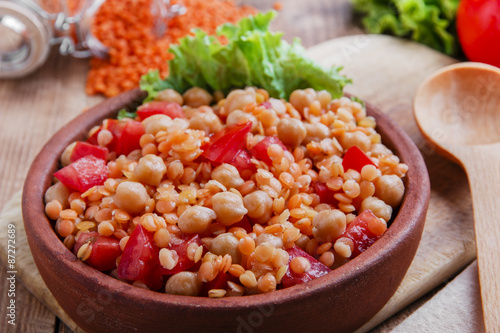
[112,120,145,156]
[70,141,108,163]
[312,181,338,206]
[342,146,376,173]
[282,246,331,288]
[117,224,163,290]
[250,136,287,165]
[137,101,185,120]
[231,149,254,173]
[54,155,109,193]
[203,121,252,167]
[342,210,386,258]
[74,232,121,271]
[157,234,202,275]
[87,119,145,156]
[201,272,237,296]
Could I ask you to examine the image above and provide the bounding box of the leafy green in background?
[141,11,351,101]
[351,0,460,55]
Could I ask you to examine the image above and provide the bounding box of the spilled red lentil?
[86,0,258,97]
[45,86,408,296]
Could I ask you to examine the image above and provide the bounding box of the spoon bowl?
[414,62,500,333]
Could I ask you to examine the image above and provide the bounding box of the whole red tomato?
[456,0,500,67]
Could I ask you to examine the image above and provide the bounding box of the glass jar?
[0,0,185,78]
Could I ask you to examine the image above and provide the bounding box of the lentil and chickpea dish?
[44,87,408,297]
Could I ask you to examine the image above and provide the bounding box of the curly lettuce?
[140,11,351,101]
[351,0,460,55]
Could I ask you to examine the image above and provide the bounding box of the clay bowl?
[22,88,430,333]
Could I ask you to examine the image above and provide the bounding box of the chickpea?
[155,88,183,105]
[211,233,241,264]
[60,142,77,167]
[178,206,216,234]
[44,181,70,209]
[257,108,278,128]
[374,175,405,207]
[317,90,332,109]
[224,88,256,115]
[226,110,258,131]
[211,164,244,189]
[304,122,330,144]
[361,197,393,222]
[133,154,167,186]
[312,209,347,243]
[289,88,316,114]
[277,118,307,148]
[268,98,286,115]
[340,131,371,152]
[183,87,213,107]
[212,192,248,226]
[142,114,172,135]
[243,190,273,223]
[165,272,202,296]
[114,181,150,215]
[255,233,284,248]
[189,107,223,134]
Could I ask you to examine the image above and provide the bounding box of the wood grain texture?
[0,49,100,333]
[413,63,500,333]
[0,192,84,333]
[0,268,55,333]
[463,147,500,333]
[248,0,363,46]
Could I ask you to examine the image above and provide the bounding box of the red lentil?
[86,0,258,97]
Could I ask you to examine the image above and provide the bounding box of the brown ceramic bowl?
[22,88,430,333]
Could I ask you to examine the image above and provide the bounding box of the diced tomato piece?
[70,141,108,163]
[54,155,109,193]
[341,210,386,258]
[231,149,255,173]
[200,272,238,296]
[111,120,145,156]
[203,122,252,164]
[312,181,338,206]
[87,119,145,157]
[230,216,253,233]
[96,119,121,152]
[342,146,377,173]
[87,128,100,146]
[73,232,121,271]
[281,246,331,288]
[260,101,272,109]
[117,224,163,290]
[250,136,287,165]
[157,234,202,275]
[137,101,185,120]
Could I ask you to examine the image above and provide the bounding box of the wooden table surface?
[0,1,439,332]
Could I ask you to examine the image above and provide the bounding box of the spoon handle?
[461,146,500,333]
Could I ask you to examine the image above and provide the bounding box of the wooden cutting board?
[0,35,476,333]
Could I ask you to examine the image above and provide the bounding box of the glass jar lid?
[0,0,51,78]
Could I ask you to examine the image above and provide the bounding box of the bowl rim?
[22,88,430,311]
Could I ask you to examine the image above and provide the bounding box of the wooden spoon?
[414,62,500,333]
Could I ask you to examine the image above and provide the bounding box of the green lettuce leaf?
[117,108,137,120]
[351,0,460,55]
[140,11,351,101]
